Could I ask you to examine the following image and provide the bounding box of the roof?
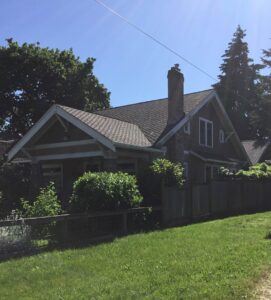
[96,89,214,144]
[58,105,152,147]
[241,140,270,164]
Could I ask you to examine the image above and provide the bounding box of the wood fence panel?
[262,181,271,209]
[227,181,243,213]
[243,181,263,211]
[210,181,228,214]
[192,185,209,218]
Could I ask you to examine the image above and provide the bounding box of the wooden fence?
[0,207,161,260]
[162,179,271,226]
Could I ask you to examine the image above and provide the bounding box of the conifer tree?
[250,48,271,139]
[213,25,261,140]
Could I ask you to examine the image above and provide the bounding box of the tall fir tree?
[213,25,261,140]
[250,48,271,139]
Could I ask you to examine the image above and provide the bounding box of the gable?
[35,120,90,145]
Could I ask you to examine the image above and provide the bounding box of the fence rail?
[162,179,271,226]
[0,206,161,260]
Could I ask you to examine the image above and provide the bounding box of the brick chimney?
[167,64,184,125]
[166,64,185,163]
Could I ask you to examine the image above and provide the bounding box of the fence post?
[61,217,68,244]
[122,212,128,234]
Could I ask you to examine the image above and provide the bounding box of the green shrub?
[69,172,143,213]
[20,182,62,217]
[236,163,271,179]
[220,163,271,180]
[150,158,184,188]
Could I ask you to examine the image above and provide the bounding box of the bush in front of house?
[20,182,62,217]
[150,158,184,188]
[69,172,143,213]
[220,163,271,180]
[236,163,271,179]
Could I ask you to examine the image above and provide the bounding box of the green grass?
[1,212,271,299]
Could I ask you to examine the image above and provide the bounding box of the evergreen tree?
[250,48,271,139]
[213,25,261,140]
[0,39,110,138]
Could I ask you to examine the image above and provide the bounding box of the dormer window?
[199,118,213,148]
[219,130,225,143]
[184,121,190,134]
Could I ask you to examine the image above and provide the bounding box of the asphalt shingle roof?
[57,89,213,148]
[96,89,213,144]
[241,140,270,164]
[58,105,152,147]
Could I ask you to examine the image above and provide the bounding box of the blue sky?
[0,0,270,107]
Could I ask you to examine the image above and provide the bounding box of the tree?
[250,48,271,139]
[213,25,261,140]
[0,39,110,138]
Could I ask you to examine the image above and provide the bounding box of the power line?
[93,0,217,82]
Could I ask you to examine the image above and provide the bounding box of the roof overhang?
[7,105,116,162]
[156,90,216,147]
[156,90,251,165]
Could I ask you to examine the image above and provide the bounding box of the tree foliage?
[250,48,271,139]
[0,39,110,138]
[213,26,262,140]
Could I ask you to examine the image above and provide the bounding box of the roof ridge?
[96,88,214,112]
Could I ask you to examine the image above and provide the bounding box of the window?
[199,118,213,147]
[204,165,221,182]
[41,164,62,194]
[219,129,225,143]
[184,121,190,134]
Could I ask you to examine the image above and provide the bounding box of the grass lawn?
[1,212,271,299]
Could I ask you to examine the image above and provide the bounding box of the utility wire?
[93,0,217,82]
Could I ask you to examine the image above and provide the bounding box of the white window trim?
[219,129,225,144]
[204,164,222,183]
[41,163,63,190]
[183,162,189,178]
[199,117,213,148]
[184,121,190,134]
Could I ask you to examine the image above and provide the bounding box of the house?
[0,140,14,159]
[242,140,271,165]
[6,64,250,202]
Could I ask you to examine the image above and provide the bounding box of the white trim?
[184,121,190,134]
[31,139,96,150]
[219,129,225,143]
[56,115,68,132]
[56,106,115,152]
[115,142,165,154]
[41,163,63,191]
[7,105,116,162]
[189,151,239,166]
[199,117,213,148]
[213,93,251,164]
[7,105,57,161]
[35,150,104,161]
[204,164,222,183]
[183,161,189,178]
[156,90,215,146]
